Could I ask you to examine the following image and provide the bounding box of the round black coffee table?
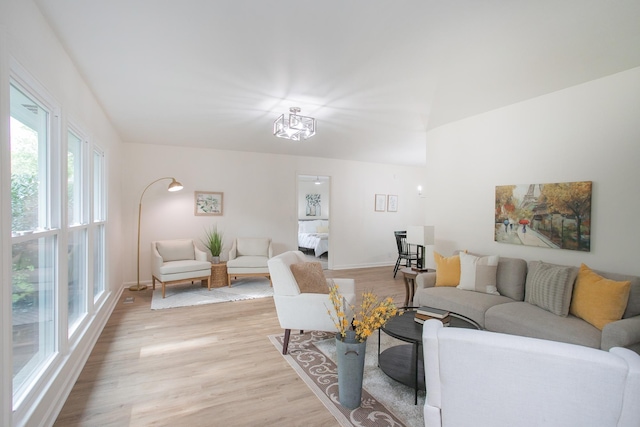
[378,307,481,404]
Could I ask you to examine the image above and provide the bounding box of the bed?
[298,220,329,257]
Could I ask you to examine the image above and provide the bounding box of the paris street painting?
[495,181,592,252]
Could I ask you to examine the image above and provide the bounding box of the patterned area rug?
[151,277,273,310]
[269,331,424,427]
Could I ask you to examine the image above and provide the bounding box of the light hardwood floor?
[53,266,408,426]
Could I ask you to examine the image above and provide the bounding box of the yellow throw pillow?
[434,252,461,287]
[569,264,631,330]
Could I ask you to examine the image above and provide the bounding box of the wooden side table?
[400,267,435,307]
[210,261,228,288]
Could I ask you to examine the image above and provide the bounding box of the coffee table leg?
[413,341,419,405]
[402,275,411,307]
[377,329,381,366]
[409,277,415,305]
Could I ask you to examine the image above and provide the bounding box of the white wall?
[424,67,640,276]
[1,0,126,425]
[121,143,427,280]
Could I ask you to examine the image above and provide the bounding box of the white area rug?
[151,277,273,310]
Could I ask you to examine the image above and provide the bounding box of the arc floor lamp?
[130,177,184,291]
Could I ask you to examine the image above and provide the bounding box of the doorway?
[296,174,330,269]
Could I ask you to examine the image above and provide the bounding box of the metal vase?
[336,331,366,409]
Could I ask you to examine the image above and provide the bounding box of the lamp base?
[129,284,148,291]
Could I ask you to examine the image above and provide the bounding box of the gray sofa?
[413,256,640,353]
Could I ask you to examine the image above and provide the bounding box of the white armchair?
[268,251,356,354]
[151,239,212,298]
[422,319,640,427]
[226,237,273,286]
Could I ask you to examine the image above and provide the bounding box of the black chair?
[393,231,419,278]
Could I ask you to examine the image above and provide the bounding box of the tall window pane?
[93,149,104,222]
[67,128,88,334]
[93,148,106,299]
[11,236,56,399]
[93,224,105,298]
[67,130,83,226]
[10,85,48,234]
[67,229,87,333]
[10,82,57,403]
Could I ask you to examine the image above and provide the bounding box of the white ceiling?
[33,0,640,166]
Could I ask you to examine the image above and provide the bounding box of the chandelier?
[273,107,316,141]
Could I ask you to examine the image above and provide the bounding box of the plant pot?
[211,256,220,264]
[335,331,366,409]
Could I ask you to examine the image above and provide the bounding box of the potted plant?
[202,225,224,264]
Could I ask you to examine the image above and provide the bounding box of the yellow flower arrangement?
[327,282,398,343]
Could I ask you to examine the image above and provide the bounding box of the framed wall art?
[194,191,223,216]
[387,195,398,212]
[375,194,386,212]
[494,181,592,251]
[305,194,321,216]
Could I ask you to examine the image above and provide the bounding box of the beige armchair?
[268,251,356,354]
[151,239,211,298]
[226,237,273,286]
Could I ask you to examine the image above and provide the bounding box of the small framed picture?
[194,191,223,216]
[375,194,386,212]
[387,195,398,212]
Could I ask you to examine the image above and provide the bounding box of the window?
[67,129,84,226]
[10,81,58,403]
[67,128,88,335]
[92,148,106,299]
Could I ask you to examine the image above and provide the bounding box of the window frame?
[9,63,63,410]
[66,123,90,338]
[91,146,106,302]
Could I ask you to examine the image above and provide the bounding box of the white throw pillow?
[457,252,500,295]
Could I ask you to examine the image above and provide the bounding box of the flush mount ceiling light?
[273,107,316,141]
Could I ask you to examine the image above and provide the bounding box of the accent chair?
[422,319,640,427]
[267,250,356,354]
[226,237,273,286]
[151,239,211,298]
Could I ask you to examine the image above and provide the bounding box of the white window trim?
[9,58,64,414]
[66,121,91,341]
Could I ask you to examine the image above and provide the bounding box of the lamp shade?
[168,179,183,192]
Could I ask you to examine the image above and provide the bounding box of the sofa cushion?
[434,252,460,287]
[290,262,329,294]
[458,252,500,295]
[569,264,631,330]
[495,257,528,301]
[525,261,578,317]
[156,240,195,262]
[485,302,602,349]
[158,259,211,275]
[413,286,514,329]
[227,255,268,269]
